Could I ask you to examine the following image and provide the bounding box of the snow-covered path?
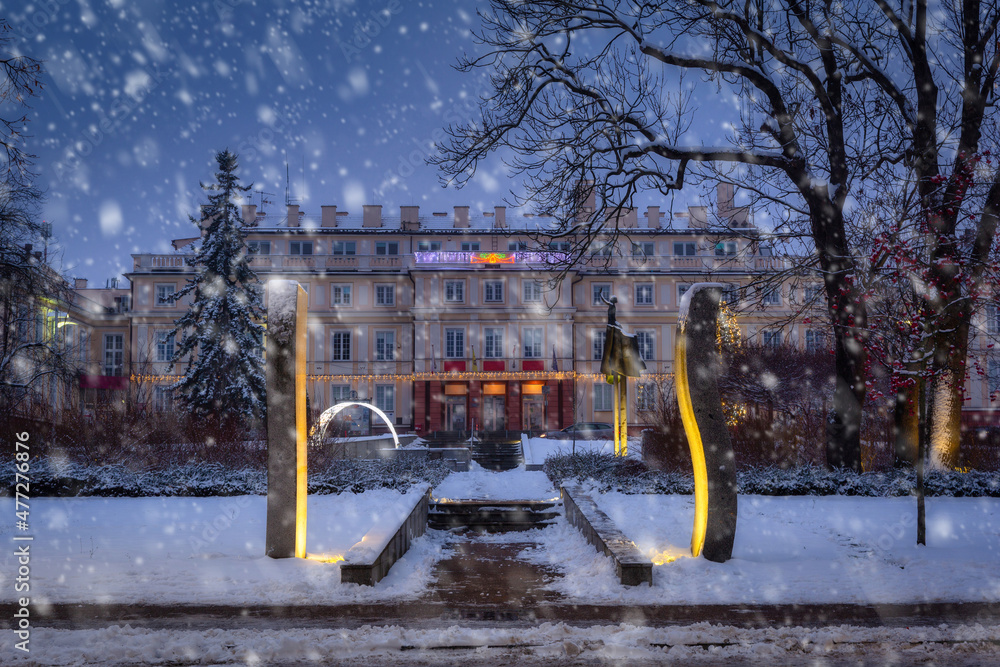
[5,621,999,665]
[430,464,558,501]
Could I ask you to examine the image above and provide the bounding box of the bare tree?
[433,1,881,470]
[833,0,1000,469]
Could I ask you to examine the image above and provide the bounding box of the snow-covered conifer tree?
[171,150,266,421]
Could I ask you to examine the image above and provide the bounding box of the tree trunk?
[893,380,919,467]
[824,303,865,472]
[928,317,970,470]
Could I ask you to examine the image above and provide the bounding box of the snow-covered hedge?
[2,457,452,497]
[544,452,1000,497]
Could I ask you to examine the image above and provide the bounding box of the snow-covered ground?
[519,491,1000,605]
[520,436,640,467]
[4,622,999,665]
[0,489,447,606]
[3,468,997,609]
[430,464,558,501]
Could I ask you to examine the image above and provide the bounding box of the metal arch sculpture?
[675,283,738,563]
[312,402,401,449]
[599,295,647,456]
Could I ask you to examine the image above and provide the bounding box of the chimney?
[718,182,735,214]
[286,204,300,228]
[453,206,470,228]
[688,206,709,229]
[400,205,420,231]
[241,204,257,226]
[321,205,338,228]
[618,207,638,229]
[74,278,88,289]
[574,180,596,214]
[494,206,506,228]
[646,206,661,228]
[363,204,383,228]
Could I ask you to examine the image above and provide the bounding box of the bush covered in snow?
[544,452,1000,497]
[1,456,452,497]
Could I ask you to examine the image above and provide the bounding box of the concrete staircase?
[428,499,561,532]
[468,438,523,471]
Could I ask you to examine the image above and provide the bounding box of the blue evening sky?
[6,0,733,283]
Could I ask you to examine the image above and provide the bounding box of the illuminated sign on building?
[414,251,569,265]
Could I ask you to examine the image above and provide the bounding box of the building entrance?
[446,396,467,431]
[482,395,505,431]
[523,396,544,432]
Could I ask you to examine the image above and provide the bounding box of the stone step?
[429,500,561,533]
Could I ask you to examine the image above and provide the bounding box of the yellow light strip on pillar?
[674,330,708,558]
[294,285,309,560]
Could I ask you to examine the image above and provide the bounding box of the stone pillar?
[675,283,738,563]
[266,280,309,559]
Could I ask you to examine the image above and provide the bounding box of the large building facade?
[30,185,999,434]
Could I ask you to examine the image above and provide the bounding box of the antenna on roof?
[283,154,299,206]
